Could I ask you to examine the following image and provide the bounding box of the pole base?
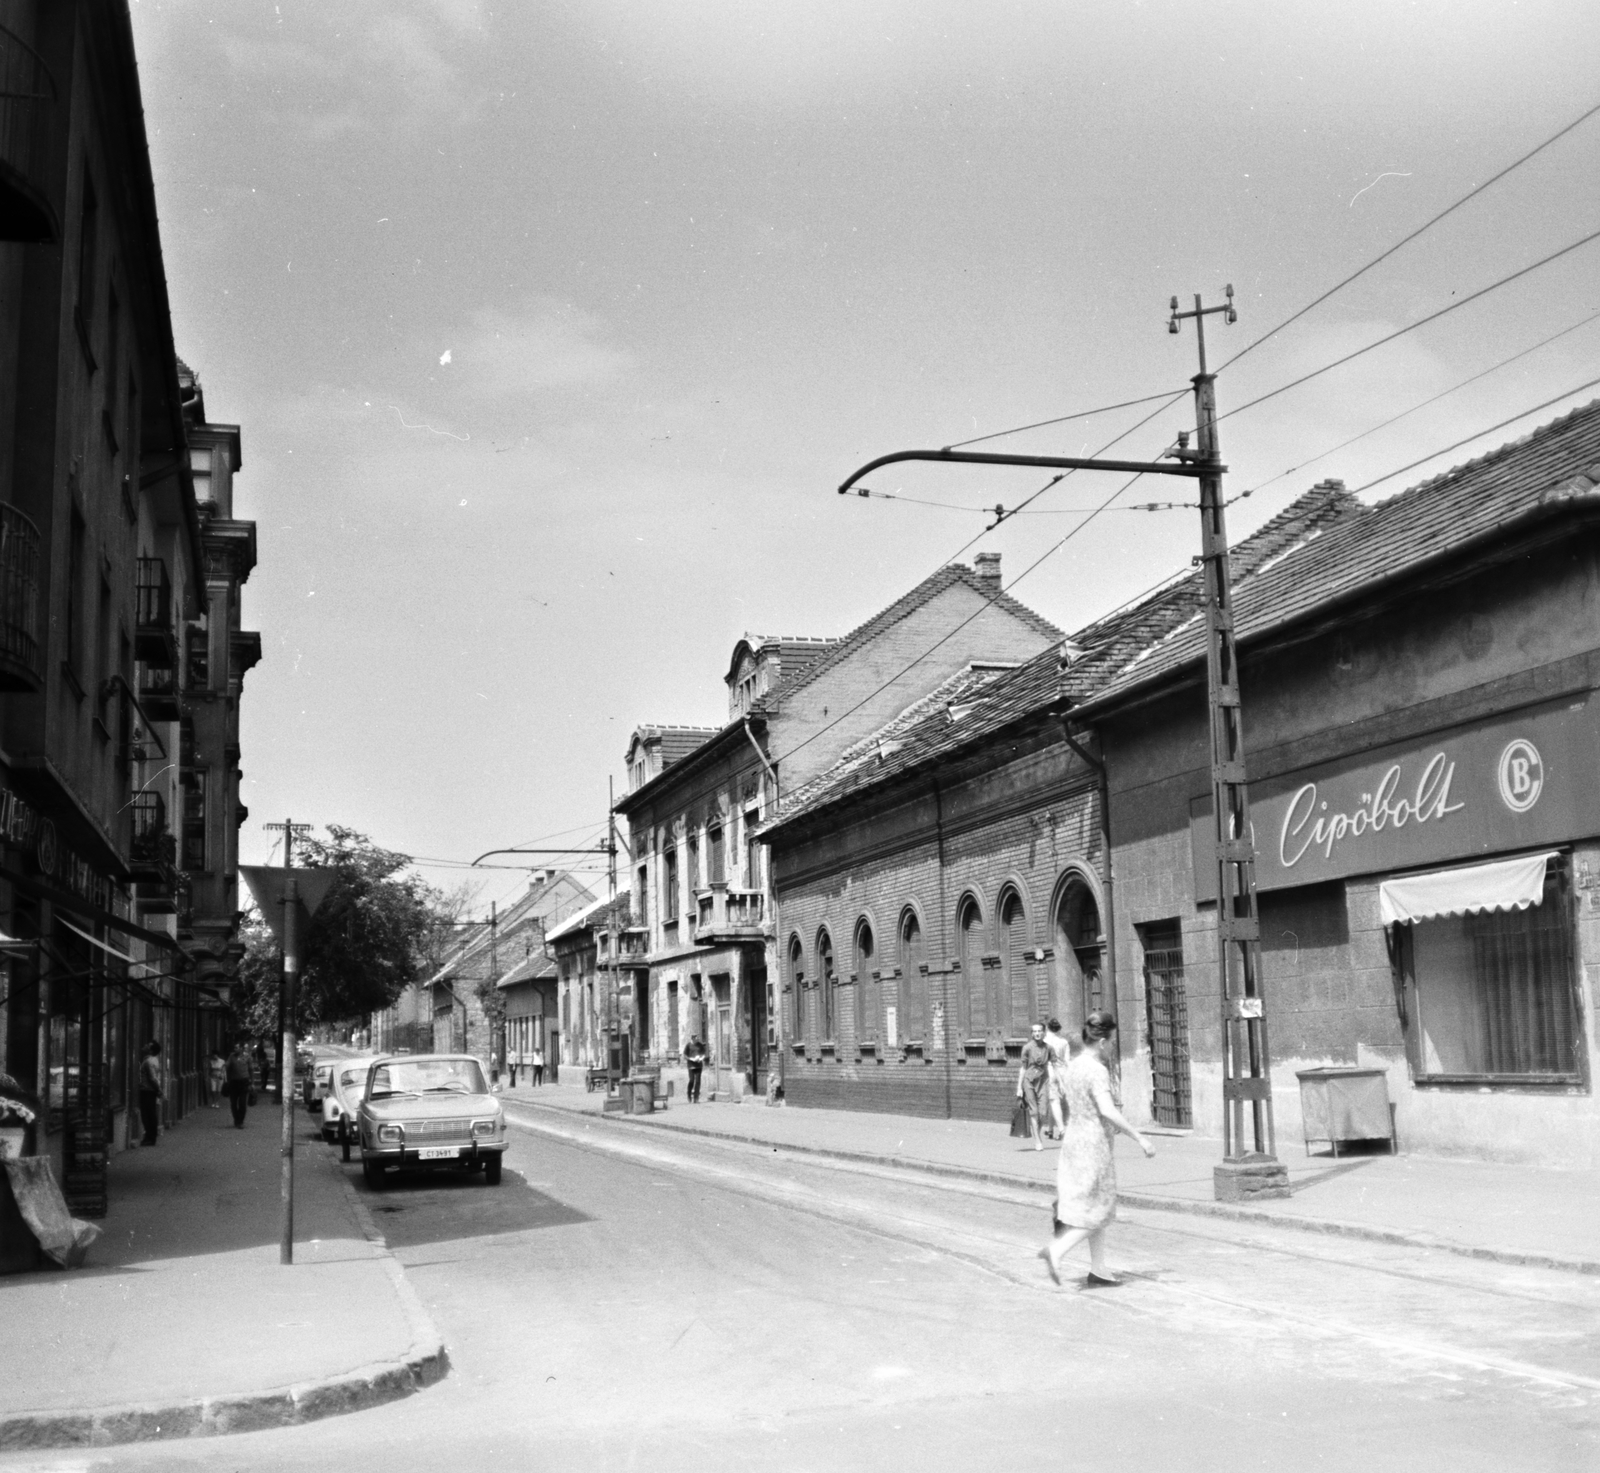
[1214,1153,1290,1203]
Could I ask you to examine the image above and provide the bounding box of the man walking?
[1044,1018,1072,1140]
[1016,1022,1051,1152]
[137,1041,164,1146]
[224,1041,252,1128]
[683,1035,706,1103]
[532,1044,545,1087]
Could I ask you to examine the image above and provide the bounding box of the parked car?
[322,1058,374,1150]
[302,1057,337,1113]
[358,1054,507,1188]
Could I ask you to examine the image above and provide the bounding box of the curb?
[0,1136,450,1452]
[514,1099,1600,1279]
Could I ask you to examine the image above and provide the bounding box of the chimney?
[973,552,1002,589]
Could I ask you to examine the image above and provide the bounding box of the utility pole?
[608,777,621,1084]
[263,817,312,1103]
[489,900,499,1073]
[1168,288,1289,1201]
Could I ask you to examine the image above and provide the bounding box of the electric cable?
[1218,95,1600,375]
[1219,225,1600,425]
[1346,373,1600,497]
[1224,306,1600,508]
[943,387,1193,449]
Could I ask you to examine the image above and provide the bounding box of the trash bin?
[624,1076,654,1114]
[1295,1067,1395,1157]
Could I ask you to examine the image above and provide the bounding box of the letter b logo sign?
[1496,739,1543,813]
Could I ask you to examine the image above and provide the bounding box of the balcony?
[0,25,57,243]
[129,791,177,904]
[598,926,649,966]
[694,883,766,944]
[0,501,42,691]
[138,664,181,722]
[135,558,176,667]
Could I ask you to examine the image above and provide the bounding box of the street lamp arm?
[836,446,1215,496]
[470,845,616,866]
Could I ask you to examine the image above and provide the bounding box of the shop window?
[854,919,875,1044]
[1394,862,1581,1084]
[817,929,835,1042]
[959,898,984,1036]
[899,910,926,1043]
[999,889,1027,1038]
[787,936,804,1044]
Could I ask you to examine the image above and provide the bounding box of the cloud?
[447,299,634,398]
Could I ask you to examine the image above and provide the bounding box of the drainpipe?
[743,716,780,1098]
[933,778,952,1121]
[1060,719,1118,1035]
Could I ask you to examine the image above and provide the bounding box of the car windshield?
[339,1069,368,1096]
[368,1058,487,1099]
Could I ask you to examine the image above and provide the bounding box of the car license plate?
[416,1146,459,1160]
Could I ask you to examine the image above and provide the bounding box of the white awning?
[1378,851,1558,927]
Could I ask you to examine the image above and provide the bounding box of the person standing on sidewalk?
[137,1042,164,1146]
[1044,1018,1072,1141]
[1044,1011,1155,1288]
[683,1036,706,1102]
[532,1044,544,1087]
[224,1042,252,1128]
[1016,1023,1051,1151]
[206,1049,226,1109]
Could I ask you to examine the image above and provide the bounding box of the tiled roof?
[1080,397,1600,714]
[496,951,558,988]
[544,893,632,944]
[754,562,1063,713]
[630,724,722,773]
[761,481,1364,835]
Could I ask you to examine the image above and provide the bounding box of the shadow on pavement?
[353,1166,590,1249]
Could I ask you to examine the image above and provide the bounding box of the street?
[6,1105,1597,1473]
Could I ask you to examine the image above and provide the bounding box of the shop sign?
[1190,695,1599,899]
[0,785,118,914]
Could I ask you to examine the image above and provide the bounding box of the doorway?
[1140,920,1192,1127]
[710,974,732,1096]
[745,963,768,1094]
[1053,875,1104,1033]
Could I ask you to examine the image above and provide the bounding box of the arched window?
[787,935,805,1045]
[1000,889,1028,1038]
[900,909,926,1043]
[1053,874,1103,1035]
[959,898,984,1037]
[854,920,876,1046]
[818,929,836,1042]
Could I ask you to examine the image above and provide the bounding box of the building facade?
[764,405,1600,1168]
[616,556,1064,1101]
[0,2,259,1267]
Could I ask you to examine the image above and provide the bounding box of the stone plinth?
[1214,1153,1291,1202]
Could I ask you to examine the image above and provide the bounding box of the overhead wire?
[943,387,1193,449]
[1224,306,1600,508]
[1217,95,1600,376]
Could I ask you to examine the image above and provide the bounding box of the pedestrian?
[508,1052,519,1089]
[532,1044,544,1087]
[1043,1011,1155,1288]
[137,1041,164,1146]
[683,1035,706,1103]
[1016,1022,1052,1151]
[1044,1018,1072,1140]
[225,1041,253,1128]
[206,1048,226,1109]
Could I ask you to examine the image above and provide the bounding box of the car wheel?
[363,1158,386,1189]
[483,1154,503,1186]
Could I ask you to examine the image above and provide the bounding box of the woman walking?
[1044,1011,1154,1288]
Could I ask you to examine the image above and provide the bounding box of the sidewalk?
[504,1077,1600,1273]
[0,1101,445,1451]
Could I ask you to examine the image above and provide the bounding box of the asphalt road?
[7,1105,1599,1472]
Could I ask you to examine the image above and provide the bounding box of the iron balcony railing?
[694,883,765,940]
[0,23,57,243]
[0,500,41,690]
[135,557,175,665]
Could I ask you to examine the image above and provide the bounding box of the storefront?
[1187,692,1600,1165]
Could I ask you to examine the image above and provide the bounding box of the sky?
[128,0,1600,915]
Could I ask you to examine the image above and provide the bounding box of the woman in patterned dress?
[1043,1011,1154,1287]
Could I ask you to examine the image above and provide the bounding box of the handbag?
[1009,1097,1030,1138]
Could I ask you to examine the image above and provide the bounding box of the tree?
[233,826,458,1035]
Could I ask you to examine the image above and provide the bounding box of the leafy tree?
[232,826,458,1035]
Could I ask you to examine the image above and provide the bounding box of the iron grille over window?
[1140,919,1192,1128]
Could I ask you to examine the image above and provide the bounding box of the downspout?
[743,716,780,1097]
[933,778,952,1121]
[1060,720,1118,1038]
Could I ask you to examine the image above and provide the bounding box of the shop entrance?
[1053,875,1104,1033]
[744,964,768,1094]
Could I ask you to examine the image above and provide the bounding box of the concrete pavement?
[0,1098,446,1451]
[504,1074,1600,1272]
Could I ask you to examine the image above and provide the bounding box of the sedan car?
[357,1054,507,1187]
[322,1058,373,1151]
[302,1057,337,1113]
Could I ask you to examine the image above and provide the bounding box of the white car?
[322,1057,373,1156]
